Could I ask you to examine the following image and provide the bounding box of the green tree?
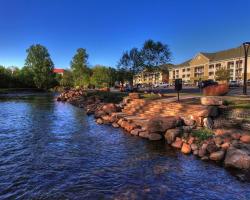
[141,39,171,71]
[60,70,74,87]
[90,65,110,88]
[25,44,55,89]
[118,48,143,75]
[19,66,35,88]
[117,39,171,83]
[0,65,11,88]
[70,48,91,87]
[215,67,230,82]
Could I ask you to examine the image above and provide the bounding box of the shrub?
[191,128,214,141]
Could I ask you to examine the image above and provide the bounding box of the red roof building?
[53,68,65,75]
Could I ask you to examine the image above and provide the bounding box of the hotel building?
[169,46,250,84]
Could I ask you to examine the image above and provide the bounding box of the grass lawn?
[223,98,250,109]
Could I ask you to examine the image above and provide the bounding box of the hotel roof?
[175,46,250,68]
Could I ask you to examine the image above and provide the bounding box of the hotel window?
[236,60,243,69]
[194,66,204,77]
[209,72,214,76]
[227,62,234,69]
[187,68,190,71]
[182,75,185,78]
[182,69,185,72]
[187,74,190,77]
[209,64,214,69]
[216,63,221,69]
[176,70,179,73]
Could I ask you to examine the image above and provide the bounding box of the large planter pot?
[99,87,110,92]
[203,84,229,96]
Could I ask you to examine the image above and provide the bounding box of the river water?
[0,94,249,200]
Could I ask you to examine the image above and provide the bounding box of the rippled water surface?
[0,94,250,200]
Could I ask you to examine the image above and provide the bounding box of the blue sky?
[0,0,250,69]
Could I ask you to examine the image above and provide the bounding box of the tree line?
[0,39,172,90]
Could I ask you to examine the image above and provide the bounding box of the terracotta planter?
[203,84,229,96]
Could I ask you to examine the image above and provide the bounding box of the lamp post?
[243,42,250,95]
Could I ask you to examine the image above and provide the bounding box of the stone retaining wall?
[221,108,250,119]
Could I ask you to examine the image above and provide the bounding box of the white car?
[154,83,169,88]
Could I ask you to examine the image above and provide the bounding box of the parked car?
[154,82,169,88]
[198,80,218,89]
[229,80,240,87]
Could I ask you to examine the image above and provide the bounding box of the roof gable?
[189,53,209,66]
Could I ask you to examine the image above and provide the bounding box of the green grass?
[231,103,250,109]
[223,99,250,109]
[141,93,162,100]
[191,128,214,141]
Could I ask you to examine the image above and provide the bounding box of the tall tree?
[25,44,55,89]
[118,48,143,74]
[117,39,171,83]
[141,39,171,71]
[70,48,90,87]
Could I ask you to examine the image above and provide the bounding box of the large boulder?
[130,128,142,136]
[191,106,218,118]
[181,143,191,154]
[164,128,182,144]
[206,141,219,153]
[139,131,150,139]
[224,148,250,169]
[96,118,103,124]
[112,122,119,128]
[146,116,181,133]
[210,150,225,161]
[240,135,250,144]
[94,109,106,118]
[182,116,196,126]
[201,97,223,106]
[198,143,208,157]
[148,133,162,141]
[102,103,118,114]
[171,137,183,149]
[191,143,198,151]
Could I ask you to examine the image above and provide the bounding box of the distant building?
[53,68,65,76]
[169,46,250,85]
[133,64,173,85]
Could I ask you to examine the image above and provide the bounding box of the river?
[0,94,249,200]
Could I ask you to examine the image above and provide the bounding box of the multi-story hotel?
[169,46,250,85]
[133,64,172,85]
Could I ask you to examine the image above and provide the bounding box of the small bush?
[191,128,214,141]
[142,93,161,100]
[223,100,234,106]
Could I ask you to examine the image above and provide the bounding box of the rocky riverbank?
[57,90,250,172]
[56,88,125,114]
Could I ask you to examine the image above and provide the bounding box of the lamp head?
[243,42,250,47]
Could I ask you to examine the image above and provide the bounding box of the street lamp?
[243,42,250,95]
